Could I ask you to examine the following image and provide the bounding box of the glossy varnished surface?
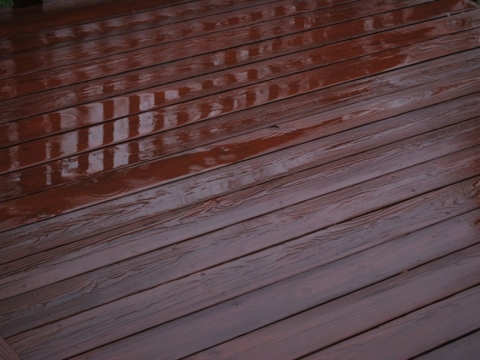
[0,0,479,359]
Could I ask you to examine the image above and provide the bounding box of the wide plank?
[1,97,480,297]
[1,117,479,334]
[10,174,479,360]
[1,33,480,230]
[1,72,479,260]
[87,225,480,359]
[1,0,479,358]
[305,286,480,360]
[415,330,480,360]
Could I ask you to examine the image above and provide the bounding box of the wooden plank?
[0,0,434,113]
[0,335,20,360]
[1,40,478,158]
[0,0,364,80]
[3,61,480,188]
[2,91,479,279]
[0,0,197,38]
[1,120,479,335]
[305,286,480,360]
[9,174,480,359]
[3,18,480,150]
[1,36,479,228]
[0,0,281,57]
[2,0,456,105]
[416,330,480,360]
[1,68,479,262]
[80,222,480,359]
[3,10,479,177]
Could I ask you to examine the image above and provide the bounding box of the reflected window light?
[139,93,155,112]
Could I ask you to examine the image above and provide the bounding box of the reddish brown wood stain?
[0,0,479,359]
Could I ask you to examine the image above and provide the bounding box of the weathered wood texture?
[0,0,479,359]
[415,330,480,360]
[0,335,20,360]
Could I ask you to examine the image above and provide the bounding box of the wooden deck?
[1,0,480,358]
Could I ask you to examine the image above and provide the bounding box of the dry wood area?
[1,0,480,358]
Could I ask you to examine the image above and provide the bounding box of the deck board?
[305,285,480,360]
[416,330,480,360]
[0,334,20,360]
[0,0,479,358]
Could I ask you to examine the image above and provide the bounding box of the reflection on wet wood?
[0,0,479,359]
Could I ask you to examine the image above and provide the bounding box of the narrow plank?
[0,51,478,183]
[2,41,478,161]
[0,0,196,38]
[2,73,480,234]
[83,223,480,360]
[0,0,446,107]
[0,0,363,80]
[188,244,480,360]
[0,335,20,360]
[1,68,479,262]
[3,17,480,151]
[3,65,480,193]
[416,330,480,360]
[305,286,480,360]
[9,174,480,360]
[1,94,480,298]
[3,35,480,222]
[0,0,281,57]
[0,0,428,109]
[3,9,479,176]
[1,120,479,334]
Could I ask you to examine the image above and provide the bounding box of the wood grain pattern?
[1,0,480,358]
[2,29,480,233]
[187,243,480,360]
[1,74,476,261]
[1,68,479,263]
[1,121,479,335]
[0,335,20,360]
[6,158,480,359]
[3,66,480,208]
[74,209,480,360]
[415,330,480,360]
[305,285,480,360]
[0,51,478,260]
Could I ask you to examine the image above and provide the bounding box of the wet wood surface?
[0,0,479,359]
